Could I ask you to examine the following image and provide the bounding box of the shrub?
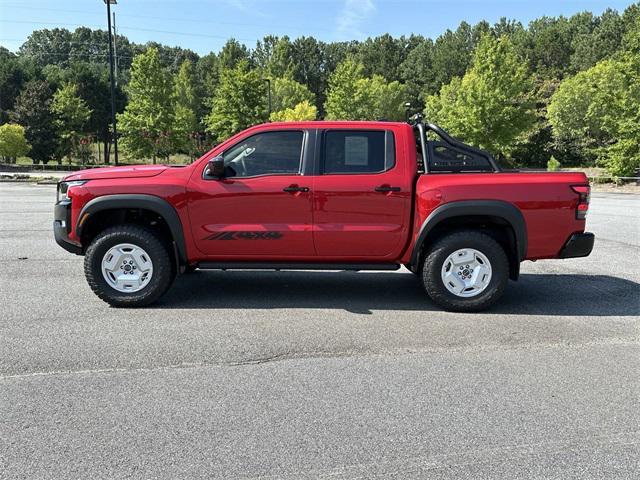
[547,156,561,171]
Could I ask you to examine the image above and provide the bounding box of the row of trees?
[0,4,638,174]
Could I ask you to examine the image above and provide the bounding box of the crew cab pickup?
[54,120,594,311]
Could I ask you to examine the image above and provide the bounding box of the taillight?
[571,185,590,220]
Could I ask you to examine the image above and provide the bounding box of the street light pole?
[105,0,118,165]
[264,78,271,119]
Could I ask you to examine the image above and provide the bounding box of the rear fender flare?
[76,194,187,264]
[410,200,527,267]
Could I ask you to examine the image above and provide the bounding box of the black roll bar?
[409,115,501,173]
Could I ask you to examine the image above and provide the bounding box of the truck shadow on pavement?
[157,271,640,316]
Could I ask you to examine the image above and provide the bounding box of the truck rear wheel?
[84,225,175,307]
[422,231,509,312]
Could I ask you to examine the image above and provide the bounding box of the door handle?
[283,185,310,193]
[374,185,401,192]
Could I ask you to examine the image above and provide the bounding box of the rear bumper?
[558,232,594,259]
[53,200,82,255]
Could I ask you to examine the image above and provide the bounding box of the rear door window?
[322,130,395,174]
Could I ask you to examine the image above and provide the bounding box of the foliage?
[219,39,250,69]
[548,23,640,177]
[51,82,92,163]
[205,60,268,142]
[425,34,535,160]
[357,34,413,81]
[325,58,406,121]
[117,48,174,163]
[4,5,640,167]
[0,123,30,163]
[270,76,315,112]
[399,37,435,106]
[0,48,27,124]
[10,80,58,164]
[172,60,202,157]
[253,35,296,77]
[547,156,561,171]
[270,101,317,121]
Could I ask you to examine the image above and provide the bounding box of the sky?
[0,0,636,55]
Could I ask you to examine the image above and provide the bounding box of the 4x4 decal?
[206,231,283,241]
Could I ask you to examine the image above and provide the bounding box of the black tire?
[84,225,175,307]
[422,230,509,312]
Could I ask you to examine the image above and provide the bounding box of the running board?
[196,262,400,271]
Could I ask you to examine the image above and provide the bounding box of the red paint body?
[62,121,589,264]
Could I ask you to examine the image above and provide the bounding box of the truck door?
[312,128,412,259]
[187,129,315,258]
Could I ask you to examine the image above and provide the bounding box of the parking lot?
[1,182,638,479]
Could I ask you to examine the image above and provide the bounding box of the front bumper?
[53,200,82,255]
[558,232,595,259]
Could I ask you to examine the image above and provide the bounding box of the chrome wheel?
[101,243,153,293]
[440,248,492,298]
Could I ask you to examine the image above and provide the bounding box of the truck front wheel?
[84,225,175,307]
[422,231,509,312]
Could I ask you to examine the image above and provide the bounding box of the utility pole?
[105,0,119,165]
[112,12,118,86]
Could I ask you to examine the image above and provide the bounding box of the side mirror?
[207,156,225,178]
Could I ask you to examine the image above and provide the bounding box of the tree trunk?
[104,140,111,165]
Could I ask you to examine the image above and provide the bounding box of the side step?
[196,262,400,272]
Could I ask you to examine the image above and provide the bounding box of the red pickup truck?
[54,119,594,311]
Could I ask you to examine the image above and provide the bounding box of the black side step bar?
[196,262,400,271]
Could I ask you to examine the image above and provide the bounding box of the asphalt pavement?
[1,183,638,479]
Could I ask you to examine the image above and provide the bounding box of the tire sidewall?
[85,226,173,307]
[423,232,509,312]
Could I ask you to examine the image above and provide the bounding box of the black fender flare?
[76,194,187,264]
[410,200,527,267]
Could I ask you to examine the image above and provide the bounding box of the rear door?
[312,127,412,259]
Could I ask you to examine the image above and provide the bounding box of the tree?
[118,48,174,163]
[270,76,315,113]
[399,37,435,106]
[172,59,202,158]
[18,28,73,68]
[205,60,268,142]
[0,124,30,163]
[196,52,220,109]
[219,39,250,69]
[11,80,58,164]
[51,82,92,164]
[324,58,406,121]
[548,21,640,176]
[270,101,317,121]
[0,48,27,124]
[324,58,361,120]
[357,34,409,81]
[570,9,624,72]
[42,61,125,164]
[430,22,476,90]
[290,37,326,111]
[425,34,535,160]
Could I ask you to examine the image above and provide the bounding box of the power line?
[0,19,259,42]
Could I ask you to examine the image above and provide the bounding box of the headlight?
[57,181,87,202]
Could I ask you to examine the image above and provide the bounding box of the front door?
[188,130,315,259]
[312,128,412,259]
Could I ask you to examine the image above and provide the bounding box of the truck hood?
[62,165,168,182]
